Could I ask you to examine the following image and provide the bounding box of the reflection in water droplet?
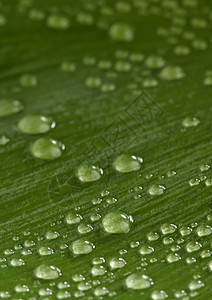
[0,99,24,117]
[70,239,95,255]
[113,154,143,173]
[34,264,61,280]
[125,273,153,290]
[31,138,65,160]
[102,211,132,234]
[77,164,103,182]
[18,114,55,135]
[109,22,134,42]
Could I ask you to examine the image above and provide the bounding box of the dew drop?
[61,61,76,72]
[31,137,65,160]
[77,223,93,234]
[113,154,143,173]
[10,258,25,267]
[139,245,154,255]
[109,22,134,42]
[161,223,177,235]
[147,232,160,241]
[109,257,126,269]
[0,136,10,146]
[77,164,103,182]
[85,76,101,88]
[196,224,211,237]
[18,114,55,135]
[0,99,24,117]
[186,241,202,252]
[125,273,153,290]
[47,15,70,30]
[166,253,181,263]
[94,286,109,296]
[20,74,37,87]
[189,279,204,291]
[182,117,200,127]
[151,290,168,300]
[91,265,106,276]
[38,246,54,256]
[70,239,95,255]
[145,56,165,69]
[148,184,166,196]
[159,66,185,80]
[34,264,62,280]
[101,211,132,234]
[65,213,82,225]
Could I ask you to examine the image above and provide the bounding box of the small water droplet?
[196,224,211,237]
[109,257,126,269]
[38,246,54,256]
[151,290,168,299]
[145,56,165,69]
[109,22,134,42]
[189,279,204,291]
[0,136,10,146]
[65,213,82,225]
[20,74,37,87]
[18,114,55,135]
[159,66,185,80]
[166,253,181,263]
[94,286,109,296]
[148,184,166,196]
[182,117,200,128]
[186,241,202,252]
[161,223,177,235]
[139,245,154,255]
[47,15,70,30]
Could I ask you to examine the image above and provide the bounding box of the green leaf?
[0,0,211,299]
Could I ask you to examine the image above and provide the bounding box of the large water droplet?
[34,264,62,280]
[31,137,65,160]
[113,154,143,173]
[18,114,55,135]
[101,211,132,234]
[70,239,95,255]
[0,99,24,117]
[76,164,103,182]
[125,273,153,290]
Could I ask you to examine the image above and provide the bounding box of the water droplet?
[15,284,29,293]
[192,39,208,50]
[115,61,131,72]
[159,66,185,80]
[91,265,106,276]
[77,223,93,234]
[101,83,116,92]
[70,239,95,255]
[130,53,144,62]
[85,76,101,88]
[208,260,212,271]
[92,257,105,265]
[145,56,165,69]
[76,12,93,25]
[109,22,134,42]
[72,274,85,282]
[10,258,25,267]
[18,114,55,135]
[65,213,82,225]
[179,226,192,236]
[148,184,166,196]
[77,164,103,182]
[125,273,153,290]
[28,8,45,21]
[205,179,212,186]
[93,286,109,297]
[56,291,71,299]
[188,178,200,186]
[151,290,168,299]
[174,290,187,298]
[38,246,54,256]
[20,74,37,87]
[189,279,204,291]
[163,237,174,245]
[0,99,24,117]
[182,117,200,127]
[45,231,59,240]
[196,224,211,237]
[109,257,126,269]
[31,137,65,160]
[47,15,70,30]
[166,253,181,263]
[147,232,160,241]
[0,14,7,27]
[200,249,211,258]
[161,223,177,235]
[186,257,196,264]
[139,245,154,255]
[34,264,62,280]
[199,164,210,172]
[186,241,202,252]
[77,281,92,291]
[0,136,10,146]
[101,211,132,234]
[61,61,76,72]
[113,154,143,173]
